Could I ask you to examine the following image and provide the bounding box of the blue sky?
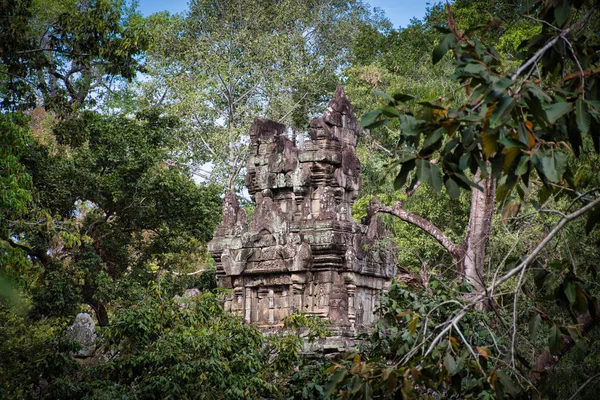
[137,0,432,29]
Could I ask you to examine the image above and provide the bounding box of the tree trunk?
[90,300,109,326]
[373,171,496,295]
[371,197,465,262]
[462,172,496,292]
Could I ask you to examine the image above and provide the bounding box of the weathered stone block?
[66,313,97,358]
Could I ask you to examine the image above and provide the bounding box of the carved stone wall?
[208,86,396,329]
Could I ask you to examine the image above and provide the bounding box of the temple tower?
[208,86,396,329]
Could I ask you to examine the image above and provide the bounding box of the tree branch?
[15,48,90,57]
[567,373,600,400]
[511,5,597,81]
[374,199,464,260]
[6,238,50,264]
[424,195,600,357]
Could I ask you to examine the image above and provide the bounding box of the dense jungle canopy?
[1,0,600,398]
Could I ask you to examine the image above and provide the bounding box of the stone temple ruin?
[208,86,396,331]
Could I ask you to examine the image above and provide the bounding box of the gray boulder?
[66,313,97,357]
[174,288,202,308]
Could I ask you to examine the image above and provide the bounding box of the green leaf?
[432,33,456,65]
[430,163,443,193]
[374,89,394,103]
[516,155,530,176]
[524,82,552,102]
[445,177,460,199]
[548,260,565,270]
[399,115,420,135]
[360,110,382,128]
[463,62,487,75]
[416,159,431,184]
[545,102,573,124]
[454,172,483,191]
[564,280,576,304]
[492,77,513,91]
[443,353,458,375]
[575,99,591,135]
[553,151,567,180]
[554,0,570,26]
[398,153,417,163]
[459,154,470,171]
[324,369,346,398]
[529,314,542,341]
[531,152,546,184]
[541,153,560,182]
[381,106,401,118]
[441,138,458,156]
[418,101,446,110]
[496,370,519,396]
[349,375,362,395]
[568,327,587,351]
[423,128,443,149]
[534,150,565,183]
[548,325,563,354]
[490,97,516,128]
[499,135,526,149]
[366,119,390,129]
[585,204,600,234]
[394,159,416,190]
[587,100,600,114]
[393,93,415,102]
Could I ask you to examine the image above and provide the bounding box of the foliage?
[0,285,334,400]
[332,0,600,398]
[325,280,517,399]
[81,292,274,400]
[0,113,33,279]
[2,1,600,399]
[0,301,80,400]
[3,109,222,325]
[361,1,600,204]
[327,268,599,398]
[138,0,387,188]
[259,311,331,390]
[0,0,148,115]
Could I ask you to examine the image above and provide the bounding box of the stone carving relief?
[208,86,396,329]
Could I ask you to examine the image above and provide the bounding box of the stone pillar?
[244,287,253,323]
[268,289,274,324]
[346,284,356,327]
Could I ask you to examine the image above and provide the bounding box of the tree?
[3,109,222,326]
[0,0,148,115]
[139,0,386,189]
[360,0,600,289]
[0,113,34,284]
[327,0,600,397]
